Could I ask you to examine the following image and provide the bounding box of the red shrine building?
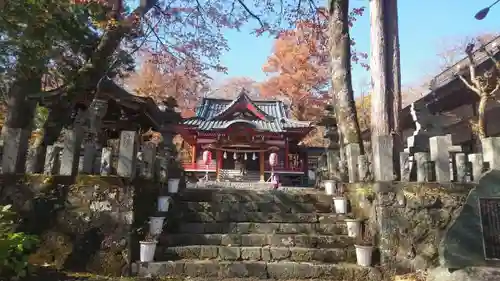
[175,90,315,185]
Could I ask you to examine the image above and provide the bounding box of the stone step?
[174,201,333,213]
[173,222,346,235]
[159,233,353,248]
[175,188,332,203]
[156,245,355,263]
[137,260,380,279]
[171,212,343,223]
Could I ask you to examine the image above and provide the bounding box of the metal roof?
[183,90,312,132]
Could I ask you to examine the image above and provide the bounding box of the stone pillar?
[455,153,468,183]
[2,128,31,173]
[140,142,157,180]
[414,152,430,182]
[100,147,112,175]
[429,135,452,182]
[259,151,265,182]
[117,131,138,178]
[345,143,360,183]
[43,145,62,175]
[399,152,411,182]
[468,153,484,182]
[357,155,369,181]
[482,137,500,170]
[82,143,96,174]
[59,123,84,176]
[372,135,394,181]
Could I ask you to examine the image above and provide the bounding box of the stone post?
[2,128,31,173]
[82,143,96,174]
[357,155,369,181]
[372,135,394,181]
[468,153,484,182]
[399,152,411,182]
[100,147,112,175]
[59,125,84,176]
[140,142,157,180]
[345,143,360,183]
[414,152,430,182]
[43,145,62,175]
[429,135,452,182]
[455,153,468,183]
[482,137,500,170]
[117,131,138,178]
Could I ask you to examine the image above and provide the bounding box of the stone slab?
[440,169,500,268]
[175,201,333,213]
[173,211,343,223]
[157,245,354,263]
[137,260,379,279]
[176,188,333,203]
[159,233,353,248]
[175,222,346,235]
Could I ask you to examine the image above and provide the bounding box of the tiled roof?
[182,90,312,132]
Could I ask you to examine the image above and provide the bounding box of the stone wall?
[345,182,474,273]
[0,175,159,276]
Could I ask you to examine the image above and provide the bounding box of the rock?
[427,266,500,281]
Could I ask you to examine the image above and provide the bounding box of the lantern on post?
[202,150,212,181]
[268,152,278,182]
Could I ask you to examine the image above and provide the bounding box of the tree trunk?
[477,95,488,139]
[369,0,392,137]
[384,0,402,178]
[328,0,364,154]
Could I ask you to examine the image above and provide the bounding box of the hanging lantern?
[202,150,212,165]
[233,152,237,160]
[223,151,227,159]
[244,153,248,160]
[252,153,257,161]
[269,152,278,167]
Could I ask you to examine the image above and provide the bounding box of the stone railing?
[342,134,498,184]
[0,130,174,181]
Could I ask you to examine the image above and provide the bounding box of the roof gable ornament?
[208,88,271,121]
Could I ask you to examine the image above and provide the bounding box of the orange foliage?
[126,51,208,118]
[260,8,367,123]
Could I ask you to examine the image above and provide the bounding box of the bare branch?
[458,74,481,95]
[235,0,265,28]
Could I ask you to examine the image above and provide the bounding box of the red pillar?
[216,150,223,181]
[284,138,289,170]
[191,144,196,168]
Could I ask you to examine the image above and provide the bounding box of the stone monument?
[427,170,500,281]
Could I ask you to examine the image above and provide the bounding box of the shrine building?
[175,90,314,185]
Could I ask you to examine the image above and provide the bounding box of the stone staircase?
[220,169,261,182]
[137,188,379,280]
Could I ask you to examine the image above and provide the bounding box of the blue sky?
[217,0,499,94]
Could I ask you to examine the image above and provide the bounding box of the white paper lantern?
[252,153,257,160]
[269,152,278,167]
[233,152,237,160]
[244,153,248,160]
[202,150,212,165]
[223,151,227,159]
